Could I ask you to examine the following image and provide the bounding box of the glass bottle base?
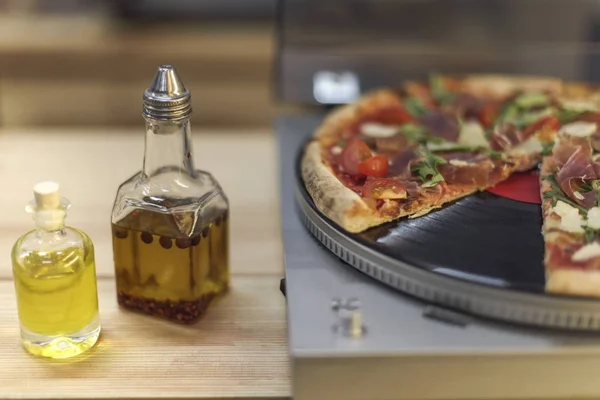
[20,317,101,359]
[117,288,228,324]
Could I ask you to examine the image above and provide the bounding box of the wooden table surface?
[0,128,290,399]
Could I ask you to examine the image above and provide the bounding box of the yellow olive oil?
[12,182,101,359]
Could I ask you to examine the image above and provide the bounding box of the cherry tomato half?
[339,138,372,175]
[371,106,414,125]
[477,103,499,128]
[357,154,389,177]
[522,115,560,139]
[362,178,408,199]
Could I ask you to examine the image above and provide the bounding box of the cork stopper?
[33,181,61,210]
[29,181,68,231]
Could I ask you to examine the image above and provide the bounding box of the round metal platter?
[295,145,600,331]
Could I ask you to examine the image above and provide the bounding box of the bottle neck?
[142,118,196,179]
[33,209,66,238]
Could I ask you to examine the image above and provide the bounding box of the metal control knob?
[331,297,366,338]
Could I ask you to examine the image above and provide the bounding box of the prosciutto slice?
[419,112,460,142]
[552,134,592,166]
[388,148,417,178]
[398,179,420,198]
[556,146,598,208]
[437,151,494,186]
[489,122,525,151]
[375,134,408,153]
[446,92,483,119]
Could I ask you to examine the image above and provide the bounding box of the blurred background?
[0,0,277,129]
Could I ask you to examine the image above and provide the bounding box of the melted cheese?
[331,146,342,155]
[559,121,597,138]
[448,159,473,167]
[587,207,600,230]
[360,123,399,138]
[560,98,600,113]
[572,242,600,262]
[509,135,543,156]
[458,121,489,148]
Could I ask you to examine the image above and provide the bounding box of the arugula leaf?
[429,73,456,104]
[514,92,549,110]
[486,98,518,138]
[486,92,554,136]
[556,108,588,125]
[585,227,596,243]
[511,107,554,129]
[398,124,428,143]
[482,148,504,159]
[579,182,594,192]
[426,141,503,159]
[541,141,554,156]
[412,147,447,187]
[593,181,600,207]
[404,97,429,118]
[542,174,588,214]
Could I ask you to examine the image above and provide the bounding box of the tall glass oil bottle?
[11,181,101,358]
[111,65,230,324]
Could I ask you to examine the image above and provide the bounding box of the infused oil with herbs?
[112,208,229,323]
[111,65,230,323]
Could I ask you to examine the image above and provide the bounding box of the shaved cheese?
[559,121,597,138]
[560,212,586,233]
[331,146,342,155]
[426,141,463,151]
[560,98,600,113]
[552,200,585,233]
[572,242,600,262]
[426,142,462,151]
[587,207,600,230]
[574,191,585,200]
[449,159,473,167]
[509,136,543,156]
[553,200,580,218]
[360,123,399,138]
[458,121,490,148]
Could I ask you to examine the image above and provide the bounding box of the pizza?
[301,73,600,298]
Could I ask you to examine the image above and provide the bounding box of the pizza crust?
[301,141,397,233]
[461,74,563,98]
[314,89,403,142]
[546,269,600,297]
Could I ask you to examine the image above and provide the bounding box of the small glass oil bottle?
[11,181,101,359]
[111,65,230,324]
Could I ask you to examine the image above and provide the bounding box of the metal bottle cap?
[142,64,192,121]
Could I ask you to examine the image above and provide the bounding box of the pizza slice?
[541,116,600,297]
[302,74,567,233]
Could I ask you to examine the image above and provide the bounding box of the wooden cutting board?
[0,128,290,399]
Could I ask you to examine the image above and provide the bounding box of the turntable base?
[279,114,600,400]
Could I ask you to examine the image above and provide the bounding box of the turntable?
[275,1,600,399]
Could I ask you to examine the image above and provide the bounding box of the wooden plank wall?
[0,15,277,128]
